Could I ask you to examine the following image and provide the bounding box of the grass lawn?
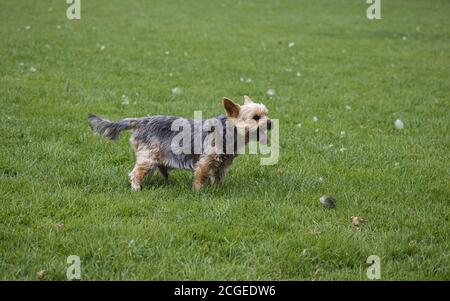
[0,0,449,280]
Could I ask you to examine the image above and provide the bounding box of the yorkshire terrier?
[88,96,272,191]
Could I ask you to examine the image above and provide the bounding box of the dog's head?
[223,96,272,144]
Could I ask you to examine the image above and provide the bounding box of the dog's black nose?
[267,119,272,130]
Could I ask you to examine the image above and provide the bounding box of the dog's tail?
[87,114,140,140]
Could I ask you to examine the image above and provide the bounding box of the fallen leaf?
[56,223,64,230]
[351,216,366,227]
[37,270,45,280]
[310,229,321,235]
[276,168,283,176]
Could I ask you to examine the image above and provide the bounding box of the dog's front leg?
[193,166,210,192]
[193,155,217,191]
[213,156,234,185]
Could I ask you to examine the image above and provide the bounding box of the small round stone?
[320,195,336,208]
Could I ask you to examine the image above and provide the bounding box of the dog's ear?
[244,95,254,105]
[223,98,240,118]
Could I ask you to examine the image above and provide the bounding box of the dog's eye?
[253,115,260,121]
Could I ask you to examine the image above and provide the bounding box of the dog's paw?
[193,182,202,192]
[131,182,142,191]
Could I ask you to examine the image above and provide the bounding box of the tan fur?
[238,103,269,130]
[225,98,269,129]
[129,140,166,190]
[224,97,270,146]
[224,98,240,118]
[212,156,234,184]
[193,155,217,191]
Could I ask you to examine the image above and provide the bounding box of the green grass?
[0,0,449,280]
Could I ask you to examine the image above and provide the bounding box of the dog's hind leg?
[129,158,156,191]
[157,165,169,179]
[129,144,159,191]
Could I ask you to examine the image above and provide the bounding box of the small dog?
[88,96,272,191]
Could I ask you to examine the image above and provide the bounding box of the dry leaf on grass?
[310,229,321,235]
[351,216,366,227]
[56,223,64,230]
[276,168,284,176]
[37,270,45,280]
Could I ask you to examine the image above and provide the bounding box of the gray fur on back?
[132,115,234,170]
[88,114,236,170]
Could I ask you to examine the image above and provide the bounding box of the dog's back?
[88,114,231,170]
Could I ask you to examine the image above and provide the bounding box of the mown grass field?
[0,0,449,280]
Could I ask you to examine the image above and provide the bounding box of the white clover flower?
[395,119,404,130]
[121,95,129,105]
[171,87,182,95]
[266,89,276,97]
